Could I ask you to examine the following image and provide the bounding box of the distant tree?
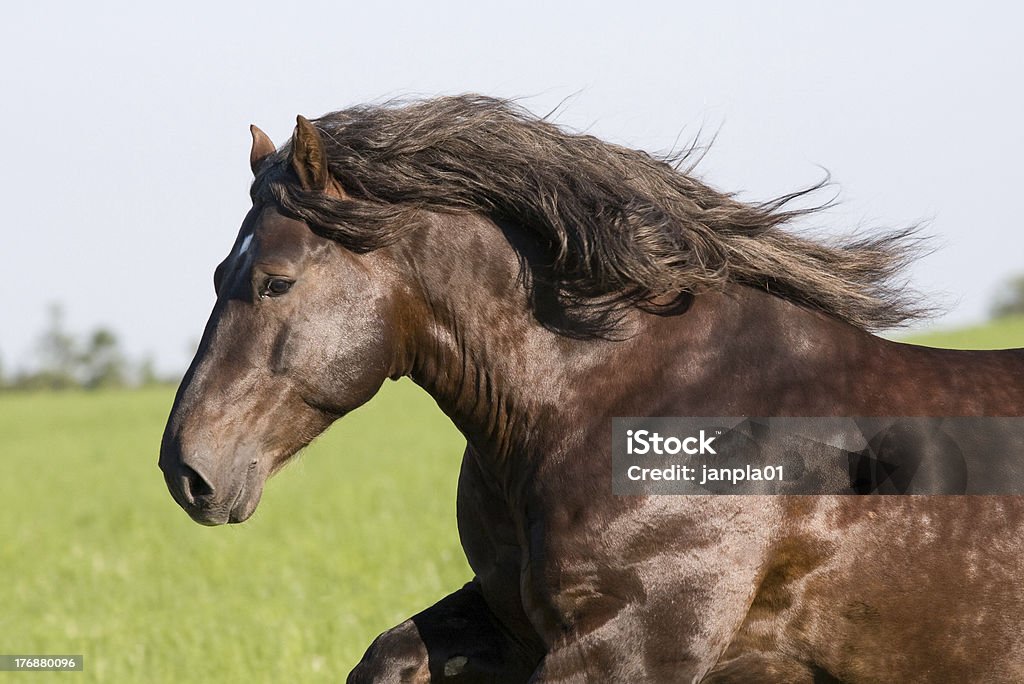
[80,327,127,389]
[137,354,161,387]
[4,304,132,391]
[992,275,1024,319]
[0,303,176,392]
[33,303,79,390]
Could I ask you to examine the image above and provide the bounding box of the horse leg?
[348,579,539,683]
[523,609,750,683]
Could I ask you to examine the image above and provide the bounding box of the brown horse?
[159,96,1024,682]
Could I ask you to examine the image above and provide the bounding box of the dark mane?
[252,94,929,336]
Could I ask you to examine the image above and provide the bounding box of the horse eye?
[262,277,294,297]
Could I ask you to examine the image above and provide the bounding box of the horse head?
[159,118,408,524]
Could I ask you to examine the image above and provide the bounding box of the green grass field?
[2,316,1022,682]
[899,315,1024,350]
[0,380,468,682]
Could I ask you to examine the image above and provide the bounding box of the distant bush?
[992,275,1024,320]
[1,303,171,391]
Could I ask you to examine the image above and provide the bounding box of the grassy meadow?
[899,315,1024,350]
[0,380,468,682]
[1,316,1022,682]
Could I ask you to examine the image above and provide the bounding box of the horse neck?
[391,213,595,462]
[386,212,928,454]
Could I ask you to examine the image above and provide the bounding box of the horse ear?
[249,125,276,176]
[289,115,331,192]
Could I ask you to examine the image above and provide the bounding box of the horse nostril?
[180,463,215,505]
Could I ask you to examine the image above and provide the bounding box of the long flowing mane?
[252,94,928,336]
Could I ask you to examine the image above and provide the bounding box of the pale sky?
[1,2,1021,375]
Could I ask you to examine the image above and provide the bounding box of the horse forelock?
[250,94,933,336]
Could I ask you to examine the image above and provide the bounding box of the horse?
[159,95,1024,683]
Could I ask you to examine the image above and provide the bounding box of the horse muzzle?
[159,440,265,525]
